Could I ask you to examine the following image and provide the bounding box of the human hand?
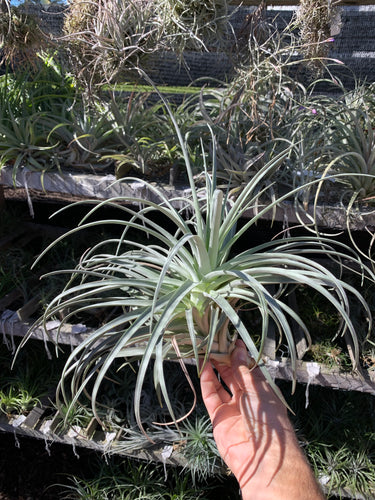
[200,340,325,500]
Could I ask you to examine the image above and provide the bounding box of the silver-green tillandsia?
[17,77,373,434]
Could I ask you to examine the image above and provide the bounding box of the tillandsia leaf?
[207,189,223,267]
[133,280,197,433]
[186,308,200,370]
[207,292,293,404]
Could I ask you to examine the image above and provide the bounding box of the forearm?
[239,440,325,500]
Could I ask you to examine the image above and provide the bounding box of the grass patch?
[106,82,218,94]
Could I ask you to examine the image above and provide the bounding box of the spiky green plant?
[47,101,117,171]
[0,57,81,176]
[181,415,222,483]
[16,80,374,436]
[105,94,181,179]
[308,445,375,498]
[294,101,375,265]
[57,459,211,499]
[0,111,58,176]
[324,107,375,202]
[0,385,40,416]
[52,400,93,435]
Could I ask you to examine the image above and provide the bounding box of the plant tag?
[40,419,53,434]
[11,415,26,428]
[305,362,321,408]
[161,445,173,481]
[319,475,330,486]
[102,431,116,447]
[67,425,81,438]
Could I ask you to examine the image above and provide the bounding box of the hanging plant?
[0,5,45,69]
[155,0,231,56]
[296,0,339,76]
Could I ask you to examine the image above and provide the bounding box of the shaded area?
[0,432,94,499]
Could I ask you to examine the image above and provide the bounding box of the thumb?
[231,339,255,368]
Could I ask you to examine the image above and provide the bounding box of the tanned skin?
[200,340,326,500]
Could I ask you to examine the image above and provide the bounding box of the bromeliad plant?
[17,87,374,434]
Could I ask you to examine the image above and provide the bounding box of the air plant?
[62,0,159,91]
[324,107,375,202]
[307,445,375,498]
[304,105,375,266]
[51,400,93,435]
[0,5,45,70]
[47,101,117,171]
[0,111,59,177]
[0,385,40,416]
[181,415,222,483]
[57,459,211,499]
[16,78,374,437]
[295,0,339,76]
[105,94,180,179]
[155,0,231,56]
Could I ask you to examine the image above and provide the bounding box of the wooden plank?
[230,1,375,5]
[0,313,89,346]
[0,413,190,468]
[3,169,375,231]
[21,391,55,430]
[2,309,375,396]
[266,357,375,395]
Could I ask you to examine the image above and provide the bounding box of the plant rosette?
[15,87,374,435]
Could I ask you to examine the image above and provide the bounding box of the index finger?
[200,360,231,417]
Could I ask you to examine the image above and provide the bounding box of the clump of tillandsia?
[155,0,231,56]
[295,0,339,76]
[62,0,158,91]
[16,81,374,434]
[290,96,375,266]
[0,5,45,70]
